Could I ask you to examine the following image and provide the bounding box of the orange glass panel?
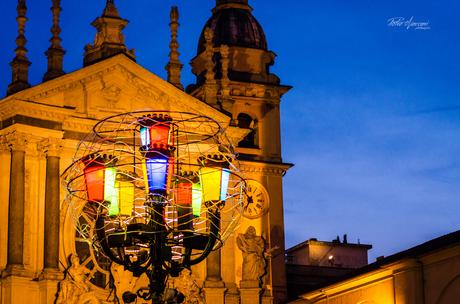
[177,182,192,205]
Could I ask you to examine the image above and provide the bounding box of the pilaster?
[392,260,424,304]
[0,140,11,272]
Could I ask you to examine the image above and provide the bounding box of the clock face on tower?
[243,180,269,219]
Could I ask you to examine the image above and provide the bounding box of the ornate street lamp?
[64,111,245,303]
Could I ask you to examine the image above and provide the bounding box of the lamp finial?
[165,6,183,90]
[7,0,31,96]
[43,0,65,82]
[83,0,135,66]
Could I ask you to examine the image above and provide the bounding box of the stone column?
[40,139,63,275]
[5,133,28,275]
[206,249,222,282]
[204,249,226,304]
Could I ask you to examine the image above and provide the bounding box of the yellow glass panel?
[192,183,203,217]
[141,161,150,194]
[118,180,134,216]
[104,168,119,216]
[199,167,222,202]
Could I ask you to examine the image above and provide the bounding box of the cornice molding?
[238,161,292,176]
[190,81,290,105]
[0,98,73,123]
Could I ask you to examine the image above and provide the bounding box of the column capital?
[38,138,63,157]
[0,137,9,153]
[1,132,29,152]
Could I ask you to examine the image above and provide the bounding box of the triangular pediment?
[0,55,249,145]
[1,54,229,124]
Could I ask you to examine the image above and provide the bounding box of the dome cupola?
[197,0,267,54]
[189,0,282,95]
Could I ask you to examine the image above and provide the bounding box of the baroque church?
[0,0,292,303]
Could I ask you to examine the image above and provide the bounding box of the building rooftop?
[303,230,460,293]
[286,238,373,254]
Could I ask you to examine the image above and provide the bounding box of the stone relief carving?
[175,268,205,304]
[237,226,266,285]
[56,254,100,304]
[101,84,122,108]
[120,68,161,102]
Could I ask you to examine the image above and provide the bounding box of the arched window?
[237,113,258,148]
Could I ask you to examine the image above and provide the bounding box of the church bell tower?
[188,1,292,303]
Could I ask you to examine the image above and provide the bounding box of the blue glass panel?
[140,127,150,147]
[220,169,230,201]
[145,158,168,192]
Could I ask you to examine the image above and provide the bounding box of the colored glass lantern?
[177,182,192,206]
[83,154,119,203]
[150,124,171,146]
[199,165,231,202]
[139,115,173,149]
[143,157,169,194]
[108,173,135,217]
[176,181,193,230]
[140,127,151,147]
[192,183,203,217]
[84,164,105,202]
[104,167,117,208]
[176,181,203,217]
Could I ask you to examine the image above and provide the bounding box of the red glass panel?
[84,165,105,202]
[150,124,170,146]
[177,181,193,231]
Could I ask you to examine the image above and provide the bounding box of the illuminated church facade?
[0,0,291,303]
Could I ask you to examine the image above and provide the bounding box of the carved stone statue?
[56,254,100,304]
[175,268,205,304]
[237,226,266,285]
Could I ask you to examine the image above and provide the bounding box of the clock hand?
[244,196,254,210]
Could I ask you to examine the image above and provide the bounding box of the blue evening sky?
[0,0,459,261]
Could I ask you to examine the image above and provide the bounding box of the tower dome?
[197,0,267,54]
